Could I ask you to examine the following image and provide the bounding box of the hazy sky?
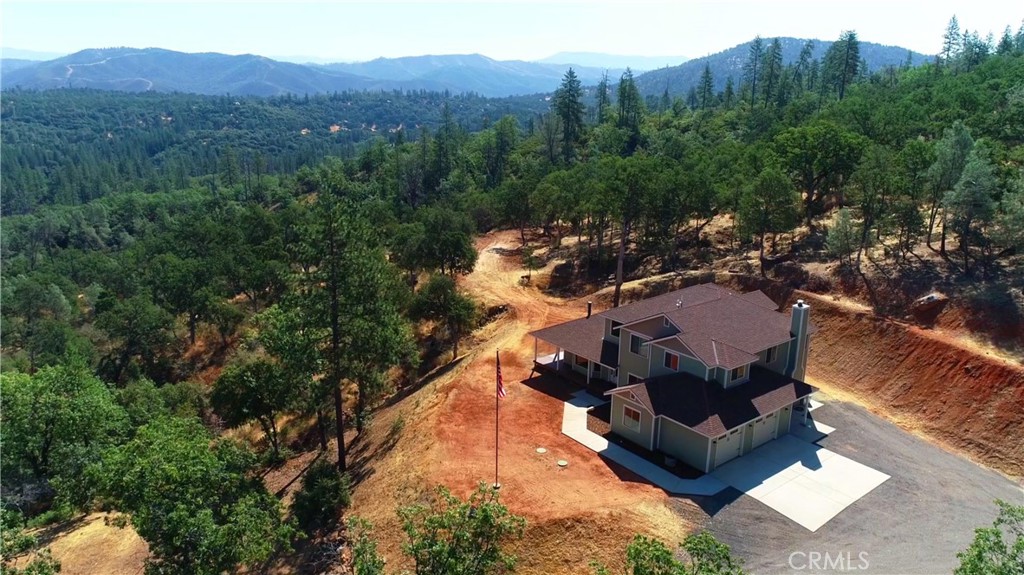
[2,0,1021,62]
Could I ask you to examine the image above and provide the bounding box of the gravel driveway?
[687,401,1023,575]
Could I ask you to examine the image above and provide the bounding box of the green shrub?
[292,459,351,533]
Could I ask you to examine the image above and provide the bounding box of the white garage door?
[715,427,743,468]
[750,412,776,450]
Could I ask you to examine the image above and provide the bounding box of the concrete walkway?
[561,391,727,496]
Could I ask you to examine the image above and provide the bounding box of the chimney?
[586,301,592,318]
[787,299,811,381]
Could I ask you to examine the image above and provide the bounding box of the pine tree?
[616,69,644,156]
[836,30,860,100]
[699,63,714,110]
[794,40,815,94]
[723,77,735,109]
[743,36,765,107]
[595,71,611,124]
[761,38,783,108]
[554,68,584,164]
[941,15,961,68]
[997,26,1014,55]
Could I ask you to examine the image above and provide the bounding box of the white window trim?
[664,351,679,371]
[623,405,641,431]
[765,346,777,364]
[610,320,623,338]
[630,334,649,358]
[730,364,749,382]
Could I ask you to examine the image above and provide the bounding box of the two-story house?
[529,283,816,473]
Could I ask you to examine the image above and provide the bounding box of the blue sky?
[2,1,1020,63]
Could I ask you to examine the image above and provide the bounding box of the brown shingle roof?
[608,366,816,437]
[529,315,619,368]
[531,283,817,370]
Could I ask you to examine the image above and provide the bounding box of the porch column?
[533,338,538,362]
[556,347,561,370]
[586,361,592,385]
[802,398,809,427]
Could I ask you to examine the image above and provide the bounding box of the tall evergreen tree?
[794,40,815,94]
[835,30,860,100]
[997,26,1014,55]
[616,69,644,156]
[723,76,736,109]
[595,71,611,124]
[761,38,783,108]
[743,36,765,106]
[699,63,714,110]
[941,15,962,68]
[553,68,585,164]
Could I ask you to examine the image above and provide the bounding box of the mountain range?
[0,48,623,98]
[636,37,931,97]
[1,40,930,99]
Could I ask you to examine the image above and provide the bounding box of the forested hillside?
[0,88,549,214]
[2,23,1024,575]
[635,36,930,97]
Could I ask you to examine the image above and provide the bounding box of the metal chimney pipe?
[587,301,592,318]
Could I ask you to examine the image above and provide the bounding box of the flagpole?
[494,349,500,490]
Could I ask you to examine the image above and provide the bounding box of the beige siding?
[778,404,793,434]
[649,345,707,379]
[617,328,651,386]
[565,352,589,376]
[756,340,791,375]
[714,366,729,387]
[610,395,654,450]
[657,418,711,472]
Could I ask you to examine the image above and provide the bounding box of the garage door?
[750,412,776,450]
[715,427,743,468]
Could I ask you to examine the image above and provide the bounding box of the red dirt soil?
[346,230,697,574]
[798,290,1024,478]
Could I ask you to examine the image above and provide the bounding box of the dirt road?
[348,230,697,574]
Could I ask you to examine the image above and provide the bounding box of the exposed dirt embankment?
[799,291,1024,479]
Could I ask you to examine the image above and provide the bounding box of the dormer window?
[730,364,748,381]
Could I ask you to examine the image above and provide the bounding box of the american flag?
[496,351,507,398]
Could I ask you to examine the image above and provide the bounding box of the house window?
[611,321,623,337]
[627,373,642,385]
[730,364,748,381]
[623,405,641,431]
[629,334,647,357]
[575,355,588,368]
[765,346,778,363]
[664,352,679,371]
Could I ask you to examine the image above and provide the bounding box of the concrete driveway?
[699,401,1024,574]
[711,435,889,531]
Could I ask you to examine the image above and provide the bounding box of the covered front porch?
[533,345,616,397]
